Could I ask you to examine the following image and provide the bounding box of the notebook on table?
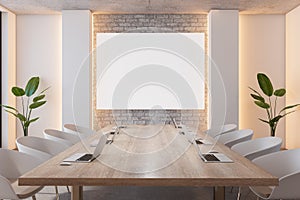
[63,133,107,163]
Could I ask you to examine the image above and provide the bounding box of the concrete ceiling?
[0,0,300,15]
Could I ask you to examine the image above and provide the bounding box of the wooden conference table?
[19,125,278,200]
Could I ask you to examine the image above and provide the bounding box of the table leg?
[71,186,83,200]
[214,186,225,200]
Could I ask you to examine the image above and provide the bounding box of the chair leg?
[66,186,70,193]
[32,195,37,200]
[237,187,241,200]
[55,186,59,200]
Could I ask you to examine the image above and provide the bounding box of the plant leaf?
[39,86,50,94]
[254,101,270,109]
[268,111,298,126]
[4,110,26,121]
[248,87,263,97]
[282,110,296,117]
[257,73,273,96]
[33,94,45,102]
[274,88,286,97]
[0,104,18,112]
[279,104,300,114]
[251,94,265,102]
[24,117,39,127]
[29,101,46,109]
[270,115,282,123]
[25,77,40,97]
[17,113,26,121]
[11,87,25,96]
[4,109,18,118]
[259,118,269,124]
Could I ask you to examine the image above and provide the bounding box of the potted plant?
[249,73,299,137]
[1,77,49,136]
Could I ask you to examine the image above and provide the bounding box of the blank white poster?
[96,33,205,109]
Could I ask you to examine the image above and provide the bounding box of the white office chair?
[0,149,43,200]
[231,137,282,199]
[231,137,282,161]
[250,148,300,199]
[63,124,95,139]
[44,129,80,147]
[16,136,69,199]
[205,124,237,138]
[16,136,68,162]
[217,129,254,148]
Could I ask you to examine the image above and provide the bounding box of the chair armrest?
[0,175,19,199]
[269,170,300,199]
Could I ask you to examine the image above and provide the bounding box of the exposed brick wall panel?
[92,14,208,132]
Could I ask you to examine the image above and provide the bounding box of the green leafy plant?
[1,77,49,136]
[249,73,299,137]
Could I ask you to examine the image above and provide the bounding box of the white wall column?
[62,10,91,128]
[208,10,239,127]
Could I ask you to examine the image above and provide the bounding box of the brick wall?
[92,14,208,132]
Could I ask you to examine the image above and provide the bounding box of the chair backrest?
[44,129,80,147]
[231,137,282,161]
[0,175,18,199]
[205,124,237,137]
[63,124,95,138]
[217,129,254,148]
[253,148,300,178]
[252,148,300,199]
[16,136,68,162]
[0,149,42,179]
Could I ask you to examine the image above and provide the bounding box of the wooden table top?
[19,125,278,187]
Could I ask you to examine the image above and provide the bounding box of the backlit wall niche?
[92,14,208,131]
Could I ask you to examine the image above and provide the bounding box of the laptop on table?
[180,125,232,162]
[171,117,187,136]
[193,140,233,163]
[63,134,107,163]
[170,117,179,128]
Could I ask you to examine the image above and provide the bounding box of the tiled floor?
[27,186,259,200]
